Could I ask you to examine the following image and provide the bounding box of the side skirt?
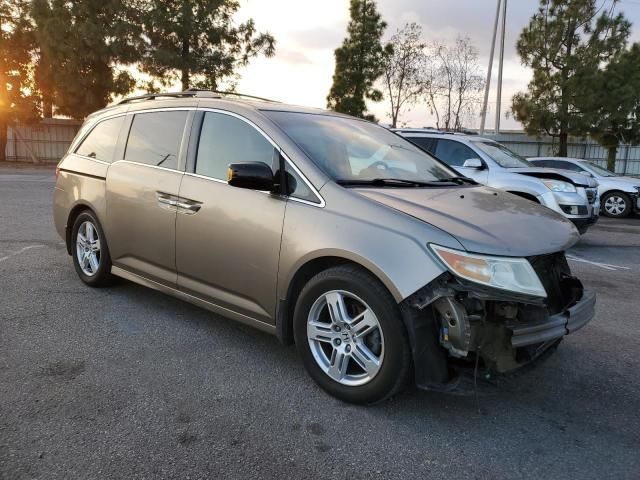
[111,266,277,336]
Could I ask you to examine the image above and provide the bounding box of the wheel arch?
[276,254,402,345]
[65,202,103,255]
[506,191,540,203]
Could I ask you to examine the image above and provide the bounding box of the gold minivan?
[54,90,595,404]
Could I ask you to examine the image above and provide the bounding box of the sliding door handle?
[176,201,201,212]
[158,196,178,207]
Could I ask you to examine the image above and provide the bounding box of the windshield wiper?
[435,176,478,185]
[336,178,451,188]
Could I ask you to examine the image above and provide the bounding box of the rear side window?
[124,111,188,170]
[433,139,480,167]
[551,161,583,172]
[196,112,275,181]
[75,116,125,162]
[407,136,437,155]
[532,160,553,168]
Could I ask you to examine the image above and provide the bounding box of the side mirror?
[227,162,274,191]
[462,158,484,169]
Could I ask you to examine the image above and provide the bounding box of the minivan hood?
[506,167,597,187]
[355,186,579,257]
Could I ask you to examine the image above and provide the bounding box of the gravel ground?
[1,169,639,479]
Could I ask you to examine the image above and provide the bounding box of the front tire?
[293,265,411,404]
[602,191,632,218]
[71,210,113,287]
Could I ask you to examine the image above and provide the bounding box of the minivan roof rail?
[117,89,279,105]
[188,88,280,103]
[393,128,478,136]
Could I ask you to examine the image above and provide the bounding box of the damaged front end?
[401,252,596,391]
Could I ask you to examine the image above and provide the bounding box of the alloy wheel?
[75,220,101,276]
[307,290,384,386]
[604,195,627,216]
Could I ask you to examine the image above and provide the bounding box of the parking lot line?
[566,253,631,271]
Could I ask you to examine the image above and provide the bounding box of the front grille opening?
[528,252,579,314]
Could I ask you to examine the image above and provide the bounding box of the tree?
[422,37,484,131]
[381,23,425,128]
[584,43,640,170]
[0,0,39,162]
[31,0,139,119]
[512,0,630,156]
[327,0,390,120]
[136,0,275,91]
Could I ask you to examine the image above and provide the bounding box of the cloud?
[288,26,346,51]
[276,48,313,64]
[235,0,639,130]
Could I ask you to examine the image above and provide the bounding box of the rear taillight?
[55,166,60,180]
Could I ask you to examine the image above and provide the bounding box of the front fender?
[278,197,460,304]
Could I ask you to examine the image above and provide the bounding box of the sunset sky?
[233,0,640,130]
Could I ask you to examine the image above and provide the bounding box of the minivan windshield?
[264,111,457,185]
[472,140,532,168]
[580,161,615,177]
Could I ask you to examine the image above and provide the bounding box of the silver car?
[53,90,596,404]
[530,157,640,218]
[395,130,600,233]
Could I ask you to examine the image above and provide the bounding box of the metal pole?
[495,0,507,134]
[479,0,501,135]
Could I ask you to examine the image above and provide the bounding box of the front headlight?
[543,179,576,192]
[430,245,547,297]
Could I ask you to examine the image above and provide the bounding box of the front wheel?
[293,265,411,404]
[602,191,632,218]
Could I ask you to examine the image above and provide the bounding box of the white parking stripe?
[566,254,631,271]
[0,245,45,263]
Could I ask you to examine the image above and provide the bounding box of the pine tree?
[327,0,390,120]
[584,43,640,170]
[511,0,630,156]
[31,0,139,119]
[0,0,39,162]
[136,0,275,91]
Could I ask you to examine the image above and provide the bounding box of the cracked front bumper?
[509,289,596,347]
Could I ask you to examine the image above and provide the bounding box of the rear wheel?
[71,211,114,287]
[602,191,631,218]
[293,265,411,404]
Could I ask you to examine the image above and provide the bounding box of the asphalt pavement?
[1,169,639,479]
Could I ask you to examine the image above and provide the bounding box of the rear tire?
[71,210,114,287]
[293,265,411,404]
[602,191,631,218]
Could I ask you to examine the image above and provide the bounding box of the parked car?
[529,157,640,218]
[53,91,595,404]
[394,129,600,233]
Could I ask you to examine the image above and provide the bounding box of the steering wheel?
[367,161,390,170]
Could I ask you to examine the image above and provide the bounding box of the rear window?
[124,111,188,170]
[75,116,125,162]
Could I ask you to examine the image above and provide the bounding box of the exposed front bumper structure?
[401,253,596,391]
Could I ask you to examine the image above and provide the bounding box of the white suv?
[395,130,600,234]
[530,157,640,218]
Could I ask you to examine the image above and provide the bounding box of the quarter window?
[75,116,125,162]
[284,162,320,204]
[124,111,187,170]
[196,112,275,181]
